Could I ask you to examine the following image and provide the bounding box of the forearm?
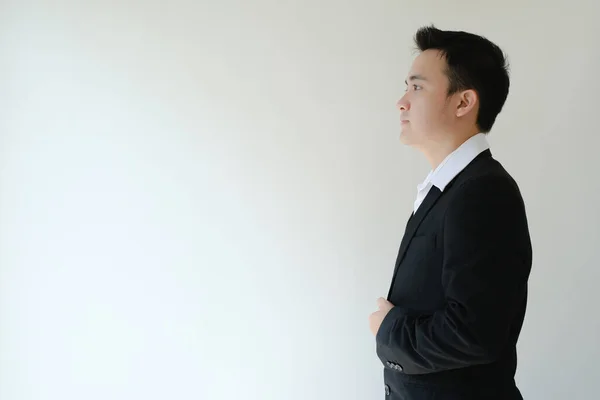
[375,291,521,375]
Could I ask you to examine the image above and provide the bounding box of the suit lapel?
[386,186,443,299]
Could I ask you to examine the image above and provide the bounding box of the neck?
[421,129,480,170]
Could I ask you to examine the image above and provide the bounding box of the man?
[369,26,533,399]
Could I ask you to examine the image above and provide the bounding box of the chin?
[399,131,413,145]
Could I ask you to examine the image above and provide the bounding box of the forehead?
[407,49,447,82]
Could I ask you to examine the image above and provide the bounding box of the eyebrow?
[404,74,427,85]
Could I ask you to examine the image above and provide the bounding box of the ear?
[455,89,478,118]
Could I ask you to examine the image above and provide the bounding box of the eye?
[404,84,422,92]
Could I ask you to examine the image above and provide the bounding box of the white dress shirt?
[413,133,490,213]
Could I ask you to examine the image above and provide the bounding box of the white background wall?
[1,1,598,399]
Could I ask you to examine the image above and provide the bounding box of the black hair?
[414,25,510,133]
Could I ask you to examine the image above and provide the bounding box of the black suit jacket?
[375,150,533,400]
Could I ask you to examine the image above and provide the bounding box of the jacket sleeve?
[375,175,532,375]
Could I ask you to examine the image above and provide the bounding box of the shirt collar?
[421,133,490,192]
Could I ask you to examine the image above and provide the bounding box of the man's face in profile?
[396,49,455,148]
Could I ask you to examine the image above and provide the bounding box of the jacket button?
[384,384,390,396]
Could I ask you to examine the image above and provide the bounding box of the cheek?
[417,98,445,124]
[411,100,436,126]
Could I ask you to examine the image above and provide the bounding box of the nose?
[396,95,409,111]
